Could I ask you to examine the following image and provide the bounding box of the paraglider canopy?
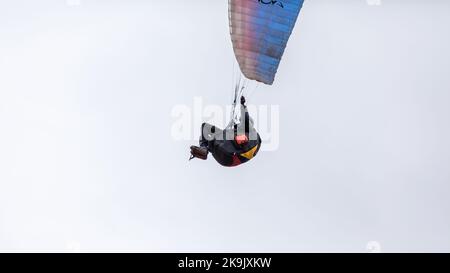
[229,0,305,85]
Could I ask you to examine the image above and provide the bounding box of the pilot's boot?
[190,145,208,160]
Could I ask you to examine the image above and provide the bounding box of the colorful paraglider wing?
[229,0,305,85]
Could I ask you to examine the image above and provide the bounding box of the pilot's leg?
[190,123,215,161]
[200,123,223,149]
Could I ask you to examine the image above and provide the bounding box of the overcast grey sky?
[1,0,450,252]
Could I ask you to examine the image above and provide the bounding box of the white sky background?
[1,0,450,252]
